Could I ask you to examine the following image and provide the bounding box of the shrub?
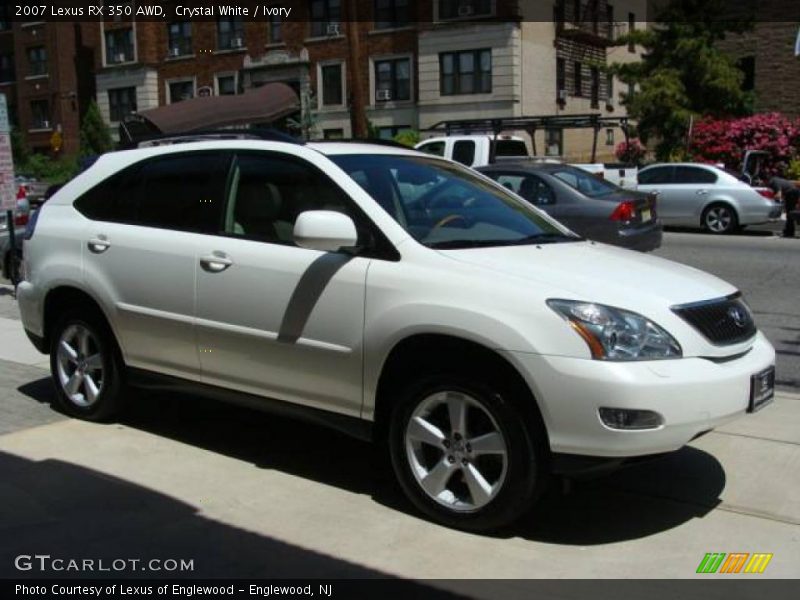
[689,113,800,177]
[393,130,420,148]
[615,138,647,164]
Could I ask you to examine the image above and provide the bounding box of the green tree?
[609,0,753,160]
[79,100,113,156]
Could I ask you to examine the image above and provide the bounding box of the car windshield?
[330,154,579,249]
[551,166,619,198]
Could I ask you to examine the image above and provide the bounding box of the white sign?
[0,93,15,211]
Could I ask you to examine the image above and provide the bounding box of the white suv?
[17,136,775,531]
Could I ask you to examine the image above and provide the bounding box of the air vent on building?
[326,22,341,36]
[376,89,392,101]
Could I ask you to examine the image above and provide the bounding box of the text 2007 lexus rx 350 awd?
[17,138,775,531]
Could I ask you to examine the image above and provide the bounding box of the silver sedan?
[637,163,782,233]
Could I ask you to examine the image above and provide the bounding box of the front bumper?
[506,332,775,458]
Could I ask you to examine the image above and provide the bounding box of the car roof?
[307,141,422,156]
[477,161,567,172]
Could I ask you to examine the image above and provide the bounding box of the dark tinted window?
[224,153,354,245]
[491,173,556,206]
[452,140,476,166]
[673,166,718,184]
[494,140,528,157]
[418,141,445,156]
[74,152,227,233]
[638,166,673,185]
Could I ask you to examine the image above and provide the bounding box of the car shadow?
[663,225,778,237]
[0,450,462,593]
[17,382,727,545]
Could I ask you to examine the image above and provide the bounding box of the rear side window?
[638,166,673,185]
[418,141,445,157]
[674,166,718,184]
[74,152,228,233]
[452,140,476,166]
[494,140,528,157]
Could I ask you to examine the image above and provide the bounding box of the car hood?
[437,240,737,308]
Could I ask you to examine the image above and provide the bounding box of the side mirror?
[293,210,358,252]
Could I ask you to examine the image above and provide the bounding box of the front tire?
[702,203,739,234]
[49,309,126,421]
[389,372,545,532]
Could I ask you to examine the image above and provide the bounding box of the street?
[0,230,798,587]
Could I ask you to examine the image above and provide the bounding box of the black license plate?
[749,366,775,413]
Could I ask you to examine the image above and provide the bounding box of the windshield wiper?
[429,233,581,249]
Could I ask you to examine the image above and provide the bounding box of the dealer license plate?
[749,366,775,413]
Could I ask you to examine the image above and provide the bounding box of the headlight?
[547,299,682,361]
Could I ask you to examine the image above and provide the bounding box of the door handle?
[87,237,110,253]
[200,253,233,273]
[696,189,709,195]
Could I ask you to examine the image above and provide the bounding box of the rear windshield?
[551,166,620,198]
[494,140,529,157]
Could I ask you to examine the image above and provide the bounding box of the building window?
[556,57,565,99]
[545,128,562,157]
[440,49,492,96]
[324,128,344,139]
[628,13,636,52]
[167,22,192,57]
[310,0,342,37]
[216,74,237,95]
[268,14,282,43]
[438,0,492,20]
[605,128,615,146]
[105,28,134,64]
[590,67,599,108]
[27,46,47,77]
[0,5,9,30]
[217,18,245,50]
[606,4,614,39]
[606,72,614,105]
[378,125,410,140]
[374,57,410,102]
[573,61,582,96]
[374,0,409,29]
[108,87,137,122]
[320,63,344,106]
[0,54,14,83]
[737,55,755,92]
[627,81,635,101]
[168,79,195,103]
[30,99,50,129]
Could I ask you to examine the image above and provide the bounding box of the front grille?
[672,294,756,346]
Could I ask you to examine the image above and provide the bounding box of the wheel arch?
[371,333,549,450]
[42,285,122,358]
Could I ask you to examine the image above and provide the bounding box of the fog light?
[598,407,663,430]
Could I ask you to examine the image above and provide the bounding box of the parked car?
[637,163,781,233]
[2,184,61,285]
[17,136,775,532]
[416,135,638,189]
[478,162,661,252]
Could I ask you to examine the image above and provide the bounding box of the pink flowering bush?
[689,113,800,176]
[615,138,647,164]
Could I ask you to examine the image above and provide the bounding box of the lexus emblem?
[728,305,748,328]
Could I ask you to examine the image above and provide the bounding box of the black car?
[478,162,662,252]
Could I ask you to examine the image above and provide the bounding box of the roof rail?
[122,127,305,149]
[311,138,411,150]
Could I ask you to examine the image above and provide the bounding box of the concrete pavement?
[0,281,797,583]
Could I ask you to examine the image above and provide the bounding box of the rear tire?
[49,309,126,421]
[702,203,739,234]
[389,371,546,532]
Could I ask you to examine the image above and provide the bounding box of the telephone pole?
[345,2,368,138]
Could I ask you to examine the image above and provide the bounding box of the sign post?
[0,93,14,213]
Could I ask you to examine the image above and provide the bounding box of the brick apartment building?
[0,1,647,162]
[719,22,800,118]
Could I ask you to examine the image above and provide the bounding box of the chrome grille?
[671,294,756,346]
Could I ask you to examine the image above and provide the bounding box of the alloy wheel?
[705,206,733,233]
[404,390,508,512]
[55,324,105,408]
